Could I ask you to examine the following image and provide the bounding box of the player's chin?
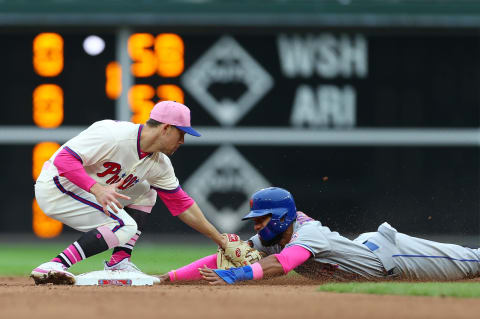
[259,233,283,247]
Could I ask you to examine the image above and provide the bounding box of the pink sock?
[108,250,130,266]
[54,243,85,267]
[169,254,217,282]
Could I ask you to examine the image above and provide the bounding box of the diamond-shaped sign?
[181,36,274,126]
[184,145,271,233]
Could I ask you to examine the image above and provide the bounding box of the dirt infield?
[1,277,480,319]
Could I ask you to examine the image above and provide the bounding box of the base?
[75,270,157,286]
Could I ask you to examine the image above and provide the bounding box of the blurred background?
[1,0,479,249]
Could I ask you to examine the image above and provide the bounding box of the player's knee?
[125,222,138,239]
[116,221,138,246]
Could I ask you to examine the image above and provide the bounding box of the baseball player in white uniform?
[31,101,228,285]
[159,187,480,284]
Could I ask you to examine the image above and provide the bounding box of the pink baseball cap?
[149,101,201,137]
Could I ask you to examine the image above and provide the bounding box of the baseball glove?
[217,234,263,269]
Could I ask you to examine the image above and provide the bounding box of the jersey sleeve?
[285,222,331,256]
[62,121,118,166]
[146,154,180,191]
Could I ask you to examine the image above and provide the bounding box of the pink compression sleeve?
[53,148,97,192]
[168,254,217,282]
[274,245,312,274]
[155,187,195,216]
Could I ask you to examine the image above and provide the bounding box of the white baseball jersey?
[38,120,179,196]
[35,120,180,242]
[250,212,480,281]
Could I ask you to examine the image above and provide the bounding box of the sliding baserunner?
[158,187,480,284]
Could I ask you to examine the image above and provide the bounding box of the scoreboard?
[1,28,479,241]
[3,29,480,128]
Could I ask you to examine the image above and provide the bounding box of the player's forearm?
[89,183,104,196]
[258,255,287,277]
[168,254,217,282]
[177,203,225,247]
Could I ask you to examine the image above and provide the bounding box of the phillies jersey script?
[38,120,179,200]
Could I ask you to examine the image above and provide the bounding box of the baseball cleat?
[30,261,76,285]
[104,258,160,284]
[104,258,142,272]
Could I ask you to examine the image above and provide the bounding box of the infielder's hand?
[199,265,227,285]
[219,233,228,249]
[218,234,262,268]
[90,180,130,214]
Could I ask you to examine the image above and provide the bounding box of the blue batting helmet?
[242,187,297,242]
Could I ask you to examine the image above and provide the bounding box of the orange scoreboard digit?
[127,33,185,124]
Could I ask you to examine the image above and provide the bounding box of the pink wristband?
[251,263,264,280]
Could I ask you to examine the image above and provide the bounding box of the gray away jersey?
[249,212,386,280]
[250,212,480,281]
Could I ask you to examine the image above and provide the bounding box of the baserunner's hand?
[199,265,227,285]
[154,273,170,284]
[90,180,130,214]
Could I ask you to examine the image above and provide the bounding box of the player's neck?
[279,225,294,248]
[139,125,163,153]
